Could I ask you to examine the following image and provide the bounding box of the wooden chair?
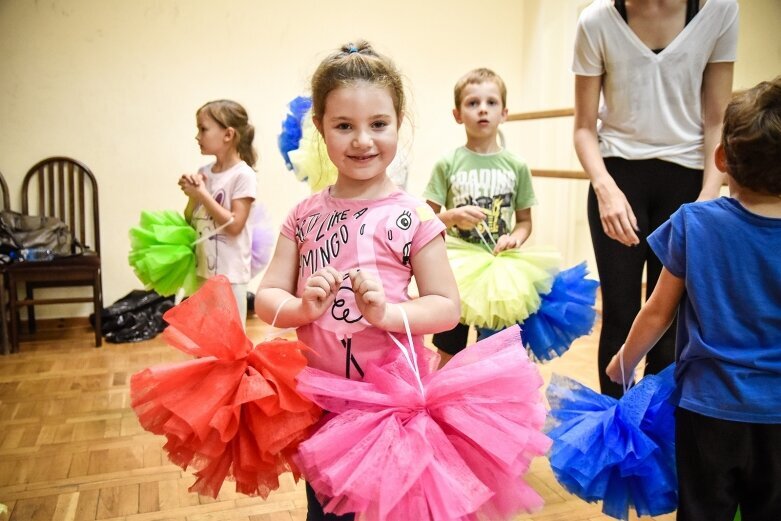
[4,157,102,352]
[0,169,10,355]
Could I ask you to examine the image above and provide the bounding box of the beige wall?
[510,0,781,278]
[1,0,779,318]
[0,0,529,316]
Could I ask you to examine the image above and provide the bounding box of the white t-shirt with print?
[191,161,257,284]
[572,0,738,169]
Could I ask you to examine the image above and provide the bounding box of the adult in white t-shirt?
[572,0,738,397]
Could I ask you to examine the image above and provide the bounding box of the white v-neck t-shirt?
[573,0,738,169]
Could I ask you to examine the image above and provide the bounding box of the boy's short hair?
[722,75,781,195]
[453,68,507,109]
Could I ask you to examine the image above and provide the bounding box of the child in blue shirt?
[607,76,781,521]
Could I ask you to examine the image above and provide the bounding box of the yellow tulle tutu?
[446,235,561,329]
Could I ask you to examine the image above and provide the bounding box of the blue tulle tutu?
[278,96,312,170]
[521,262,599,362]
[545,364,677,520]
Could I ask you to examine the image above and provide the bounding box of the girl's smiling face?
[317,83,400,185]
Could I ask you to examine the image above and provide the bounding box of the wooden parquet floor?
[0,316,676,521]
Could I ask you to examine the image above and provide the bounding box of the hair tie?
[347,44,358,54]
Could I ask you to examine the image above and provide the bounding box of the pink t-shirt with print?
[281,188,445,379]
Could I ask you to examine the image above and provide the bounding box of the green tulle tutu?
[128,210,199,297]
[446,235,561,329]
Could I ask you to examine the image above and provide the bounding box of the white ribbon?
[618,344,634,394]
[264,295,296,341]
[473,223,497,254]
[192,216,235,246]
[386,305,425,395]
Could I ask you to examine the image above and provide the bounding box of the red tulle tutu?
[294,325,551,520]
[130,276,322,498]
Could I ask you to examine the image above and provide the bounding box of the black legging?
[588,157,702,397]
[305,482,355,521]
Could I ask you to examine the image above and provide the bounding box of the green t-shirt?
[423,146,537,242]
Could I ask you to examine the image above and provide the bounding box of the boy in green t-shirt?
[423,68,537,366]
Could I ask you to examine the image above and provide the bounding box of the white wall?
[1,0,779,317]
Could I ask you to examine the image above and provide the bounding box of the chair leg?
[8,278,19,353]
[26,284,36,333]
[93,274,102,348]
[0,278,9,356]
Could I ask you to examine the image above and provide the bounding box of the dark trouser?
[588,157,702,397]
[305,482,355,521]
[432,322,499,355]
[676,408,781,521]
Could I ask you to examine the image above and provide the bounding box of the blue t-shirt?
[648,197,781,423]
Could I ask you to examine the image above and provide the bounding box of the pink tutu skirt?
[295,325,551,520]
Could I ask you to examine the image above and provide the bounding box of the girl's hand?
[178,173,200,188]
[301,266,342,321]
[179,173,208,199]
[348,269,388,329]
[448,206,487,230]
[594,180,640,246]
[494,234,522,253]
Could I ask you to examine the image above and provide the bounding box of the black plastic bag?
[90,289,176,343]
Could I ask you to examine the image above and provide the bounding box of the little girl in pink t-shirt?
[255,41,460,381]
[257,47,462,516]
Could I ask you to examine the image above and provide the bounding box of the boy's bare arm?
[605,268,685,383]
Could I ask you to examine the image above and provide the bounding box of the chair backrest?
[0,169,9,210]
[22,157,100,255]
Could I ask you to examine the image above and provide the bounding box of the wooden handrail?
[532,169,588,180]
[505,108,585,179]
[509,106,727,184]
[506,108,574,122]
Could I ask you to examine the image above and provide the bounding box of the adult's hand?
[595,180,640,246]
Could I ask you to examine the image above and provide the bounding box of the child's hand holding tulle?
[494,233,523,253]
[348,269,389,329]
[605,345,638,386]
[301,266,342,322]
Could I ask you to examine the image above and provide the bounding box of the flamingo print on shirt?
[287,191,442,379]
